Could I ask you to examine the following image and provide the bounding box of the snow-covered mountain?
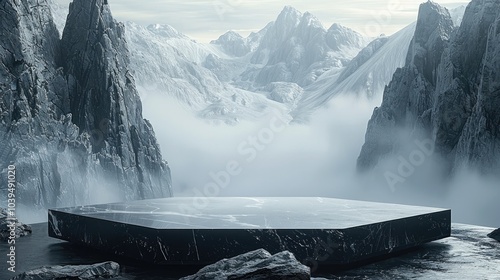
[239,6,368,88]
[211,27,267,57]
[292,22,417,122]
[125,22,289,124]
[121,6,373,124]
[46,1,469,127]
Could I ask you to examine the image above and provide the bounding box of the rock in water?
[0,0,172,212]
[488,229,500,242]
[357,0,500,174]
[0,208,32,241]
[180,249,311,280]
[11,261,120,280]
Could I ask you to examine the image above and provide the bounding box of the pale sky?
[56,0,470,42]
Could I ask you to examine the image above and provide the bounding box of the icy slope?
[292,22,416,122]
[125,22,289,124]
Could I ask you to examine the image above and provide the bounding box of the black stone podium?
[48,197,450,266]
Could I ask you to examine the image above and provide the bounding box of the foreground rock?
[12,261,119,280]
[488,229,500,242]
[180,249,310,280]
[0,208,31,242]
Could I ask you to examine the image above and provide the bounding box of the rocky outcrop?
[454,2,500,172]
[357,0,500,174]
[61,0,172,199]
[0,208,31,241]
[0,0,172,212]
[180,249,311,280]
[488,228,500,242]
[12,261,120,280]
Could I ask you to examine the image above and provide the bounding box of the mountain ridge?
[357,0,500,175]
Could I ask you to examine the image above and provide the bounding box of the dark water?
[1,223,499,279]
[0,223,201,279]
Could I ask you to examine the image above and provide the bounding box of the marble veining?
[48,197,448,230]
[48,197,451,266]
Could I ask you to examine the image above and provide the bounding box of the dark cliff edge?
[0,0,172,212]
[357,0,500,175]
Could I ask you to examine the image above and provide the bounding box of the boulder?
[487,229,500,242]
[11,261,120,280]
[0,208,31,242]
[180,249,311,280]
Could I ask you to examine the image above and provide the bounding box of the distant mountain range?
[49,3,441,124]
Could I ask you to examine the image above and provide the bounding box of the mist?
[142,92,500,228]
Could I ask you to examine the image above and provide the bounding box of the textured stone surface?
[60,0,172,200]
[357,1,455,171]
[0,0,172,212]
[0,208,31,242]
[357,0,500,174]
[48,197,450,266]
[180,249,310,280]
[0,223,497,279]
[488,228,500,242]
[11,261,120,280]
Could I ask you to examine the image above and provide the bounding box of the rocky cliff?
[0,0,172,212]
[357,0,500,174]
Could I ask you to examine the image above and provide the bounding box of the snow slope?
[125,22,289,124]
[292,22,417,122]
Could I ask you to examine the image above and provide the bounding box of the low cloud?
[143,91,499,228]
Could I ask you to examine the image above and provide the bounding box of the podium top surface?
[49,197,449,230]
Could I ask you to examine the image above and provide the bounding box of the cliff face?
[61,0,172,199]
[0,0,172,211]
[358,0,500,174]
[451,1,500,172]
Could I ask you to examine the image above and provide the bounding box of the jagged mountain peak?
[62,0,173,196]
[146,23,185,38]
[220,30,243,39]
[326,22,366,51]
[274,5,303,29]
[413,0,454,44]
[279,6,302,18]
[328,23,345,31]
[211,30,251,57]
[405,0,454,81]
[358,0,500,174]
[212,30,244,44]
[1,0,172,214]
[300,11,324,29]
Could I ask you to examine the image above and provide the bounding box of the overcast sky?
[57,0,470,42]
